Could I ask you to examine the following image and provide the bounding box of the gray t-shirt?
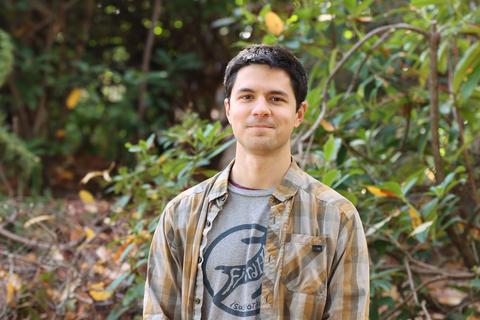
[201,183,272,319]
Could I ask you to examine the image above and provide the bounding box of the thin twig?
[421,300,432,320]
[0,225,83,250]
[428,21,444,182]
[300,134,314,168]
[404,258,419,304]
[381,275,445,320]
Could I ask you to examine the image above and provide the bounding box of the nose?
[251,97,271,117]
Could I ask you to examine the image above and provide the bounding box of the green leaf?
[353,0,373,16]
[411,0,446,6]
[437,41,448,74]
[259,4,272,18]
[106,272,130,292]
[401,172,421,195]
[344,0,356,13]
[323,134,335,162]
[322,168,340,186]
[329,49,338,74]
[119,242,136,262]
[381,181,403,198]
[0,29,14,87]
[453,42,480,93]
[421,198,438,220]
[460,65,480,102]
[114,195,131,209]
[262,34,278,45]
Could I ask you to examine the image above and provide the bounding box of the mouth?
[247,124,275,129]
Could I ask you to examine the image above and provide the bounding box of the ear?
[224,98,232,124]
[294,101,308,128]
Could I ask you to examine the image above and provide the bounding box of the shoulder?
[295,169,358,220]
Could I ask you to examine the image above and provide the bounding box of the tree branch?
[138,0,163,120]
[294,23,428,145]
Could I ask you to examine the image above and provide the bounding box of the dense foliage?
[1,0,480,319]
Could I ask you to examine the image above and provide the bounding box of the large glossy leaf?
[453,42,480,93]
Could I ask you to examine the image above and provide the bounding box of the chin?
[241,140,281,154]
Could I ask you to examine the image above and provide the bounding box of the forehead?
[232,64,294,95]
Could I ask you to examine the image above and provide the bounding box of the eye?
[239,94,254,101]
[270,96,286,103]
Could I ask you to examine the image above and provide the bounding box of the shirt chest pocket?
[281,234,328,296]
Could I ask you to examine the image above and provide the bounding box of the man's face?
[225,64,307,156]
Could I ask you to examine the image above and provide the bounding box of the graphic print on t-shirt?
[203,224,266,317]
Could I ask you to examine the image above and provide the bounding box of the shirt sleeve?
[323,203,370,319]
[143,204,183,320]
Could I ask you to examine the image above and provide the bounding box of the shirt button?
[206,221,211,227]
[195,298,201,304]
[198,257,203,264]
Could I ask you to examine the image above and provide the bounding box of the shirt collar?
[208,157,304,203]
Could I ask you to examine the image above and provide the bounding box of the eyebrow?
[235,88,289,97]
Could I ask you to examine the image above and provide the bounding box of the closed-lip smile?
[247,124,274,128]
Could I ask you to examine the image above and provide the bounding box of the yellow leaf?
[88,282,112,301]
[6,280,15,305]
[265,11,284,36]
[408,206,422,228]
[424,168,435,182]
[66,88,83,110]
[156,155,168,166]
[320,119,335,132]
[366,186,397,198]
[84,227,95,241]
[55,129,65,138]
[79,190,95,204]
[6,274,21,306]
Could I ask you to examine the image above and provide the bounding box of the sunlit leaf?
[320,119,335,132]
[409,220,433,237]
[265,11,284,36]
[79,190,95,204]
[366,186,398,198]
[381,182,403,198]
[6,280,15,306]
[66,88,83,110]
[84,227,95,241]
[24,214,54,228]
[89,282,113,301]
[408,205,422,228]
[5,273,21,306]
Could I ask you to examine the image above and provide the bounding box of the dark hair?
[223,44,308,110]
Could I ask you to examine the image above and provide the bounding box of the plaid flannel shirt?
[144,159,369,319]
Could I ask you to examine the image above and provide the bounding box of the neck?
[230,142,292,189]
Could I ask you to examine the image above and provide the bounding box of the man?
[144,44,369,319]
